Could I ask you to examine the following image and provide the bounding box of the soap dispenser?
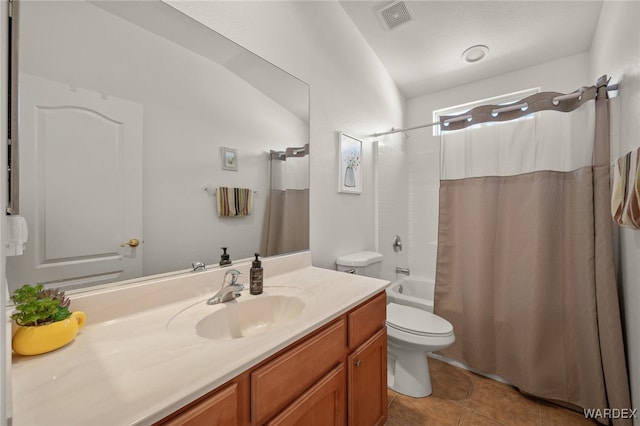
[219,247,232,267]
[250,253,263,295]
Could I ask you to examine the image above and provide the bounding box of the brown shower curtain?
[261,188,309,256]
[434,77,631,424]
[261,146,310,257]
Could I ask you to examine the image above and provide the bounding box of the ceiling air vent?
[377,1,415,31]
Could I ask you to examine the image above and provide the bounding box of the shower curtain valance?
[269,144,310,160]
[370,80,617,138]
[439,86,598,131]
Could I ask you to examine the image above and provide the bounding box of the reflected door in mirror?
[6,74,143,289]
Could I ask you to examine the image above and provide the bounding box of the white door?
[7,74,143,290]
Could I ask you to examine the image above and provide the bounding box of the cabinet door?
[347,328,387,426]
[161,383,238,426]
[266,364,345,426]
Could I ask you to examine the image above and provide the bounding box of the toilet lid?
[386,303,453,337]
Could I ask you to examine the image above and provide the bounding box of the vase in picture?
[344,166,356,187]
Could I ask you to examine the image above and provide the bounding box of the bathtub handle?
[392,235,402,252]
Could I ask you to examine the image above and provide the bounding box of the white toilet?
[386,303,455,397]
[336,251,455,398]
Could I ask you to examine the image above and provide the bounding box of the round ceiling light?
[462,45,489,63]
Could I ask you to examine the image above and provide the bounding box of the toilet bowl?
[386,302,455,397]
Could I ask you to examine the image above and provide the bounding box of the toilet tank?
[336,251,383,278]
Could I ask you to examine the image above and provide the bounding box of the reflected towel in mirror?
[217,187,253,217]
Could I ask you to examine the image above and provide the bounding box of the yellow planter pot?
[12,311,87,356]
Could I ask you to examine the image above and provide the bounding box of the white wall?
[590,1,640,418]
[375,135,410,282]
[167,1,406,276]
[405,53,590,278]
[13,1,307,283]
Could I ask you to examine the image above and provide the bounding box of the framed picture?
[338,132,362,194]
[221,147,238,171]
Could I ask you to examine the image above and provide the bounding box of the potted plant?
[10,284,86,356]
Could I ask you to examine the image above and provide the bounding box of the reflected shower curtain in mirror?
[261,145,309,256]
[434,78,631,424]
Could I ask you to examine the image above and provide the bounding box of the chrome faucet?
[191,260,206,272]
[206,269,244,305]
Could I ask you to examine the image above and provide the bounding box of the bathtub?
[386,276,435,313]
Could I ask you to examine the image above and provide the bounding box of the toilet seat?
[386,303,453,337]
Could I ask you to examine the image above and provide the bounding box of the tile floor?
[386,357,599,426]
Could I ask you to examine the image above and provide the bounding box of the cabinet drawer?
[266,363,345,426]
[251,318,347,425]
[348,291,386,350]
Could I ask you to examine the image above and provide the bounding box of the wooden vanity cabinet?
[155,291,386,426]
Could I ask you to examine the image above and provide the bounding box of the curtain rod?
[371,83,619,137]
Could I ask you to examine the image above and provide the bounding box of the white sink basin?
[166,286,317,340]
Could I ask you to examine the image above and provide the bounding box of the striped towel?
[611,148,640,228]
[216,187,253,217]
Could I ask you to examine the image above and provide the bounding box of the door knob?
[121,238,140,248]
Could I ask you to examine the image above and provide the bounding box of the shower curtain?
[261,145,309,256]
[434,77,631,424]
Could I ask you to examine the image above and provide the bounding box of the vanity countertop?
[10,252,389,426]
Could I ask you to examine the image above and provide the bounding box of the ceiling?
[340,1,604,99]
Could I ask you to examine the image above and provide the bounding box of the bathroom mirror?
[6,0,310,294]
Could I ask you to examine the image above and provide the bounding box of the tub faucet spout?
[395,267,410,275]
